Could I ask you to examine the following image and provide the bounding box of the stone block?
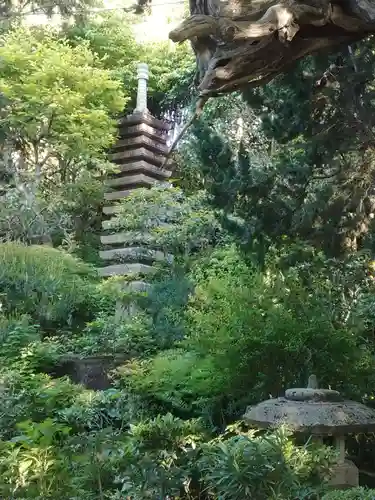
[112,135,169,155]
[109,147,166,167]
[104,189,132,201]
[105,173,159,189]
[107,160,172,181]
[118,111,171,132]
[103,205,121,215]
[100,232,155,245]
[329,460,359,489]
[47,354,128,390]
[97,262,155,277]
[117,122,167,144]
[99,246,173,263]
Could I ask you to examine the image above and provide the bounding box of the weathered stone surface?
[285,387,342,402]
[244,397,375,434]
[119,111,171,131]
[104,189,132,201]
[107,161,172,181]
[135,62,148,113]
[98,262,155,277]
[100,231,155,244]
[105,173,159,190]
[99,246,173,263]
[99,83,173,283]
[244,379,375,435]
[329,460,359,489]
[117,122,168,144]
[103,205,122,215]
[123,280,152,292]
[111,135,169,155]
[48,355,128,390]
[109,147,166,167]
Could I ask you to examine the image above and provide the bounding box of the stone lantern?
[243,375,375,489]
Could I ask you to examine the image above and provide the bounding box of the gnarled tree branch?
[169,0,375,95]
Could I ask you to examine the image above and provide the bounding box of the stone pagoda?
[98,63,173,283]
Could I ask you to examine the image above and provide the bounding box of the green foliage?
[184,42,375,259]
[2,10,375,499]
[0,186,73,245]
[0,25,125,183]
[1,0,99,21]
[0,244,374,497]
[46,174,105,263]
[0,315,41,361]
[115,413,206,499]
[199,426,336,499]
[60,311,155,356]
[0,369,82,438]
[124,246,375,424]
[108,185,224,256]
[65,12,141,82]
[0,405,341,500]
[0,418,72,498]
[0,242,98,327]
[142,41,195,118]
[140,268,193,346]
[322,488,375,499]
[65,12,195,117]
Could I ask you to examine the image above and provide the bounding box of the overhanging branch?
[169,0,375,96]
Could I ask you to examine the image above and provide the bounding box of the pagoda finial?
[135,62,149,114]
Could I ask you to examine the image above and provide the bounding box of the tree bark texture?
[169,0,375,95]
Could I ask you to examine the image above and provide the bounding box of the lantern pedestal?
[329,460,359,489]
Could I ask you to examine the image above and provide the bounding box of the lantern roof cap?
[243,375,375,435]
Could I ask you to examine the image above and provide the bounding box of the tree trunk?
[169,0,375,96]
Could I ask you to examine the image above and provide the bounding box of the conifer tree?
[183,38,375,258]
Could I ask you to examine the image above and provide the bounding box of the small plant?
[0,418,71,498]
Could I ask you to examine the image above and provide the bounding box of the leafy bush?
[199,426,336,499]
[107,186,224,256]
[114,413,206,499]
[0,315,41,361]
[0,369,82,438]
[0,418,73,499]
[322,487,375,499]
[124,246,375,424]
[0,242,98,328]
[60,311,155,356]
[0,26,125,168]
[0,186,73,246]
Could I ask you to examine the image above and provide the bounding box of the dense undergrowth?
[1,237,375,498]
[2,6,375,498]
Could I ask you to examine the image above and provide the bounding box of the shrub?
[107,186,224,256]
[199,426,336,499]
[113,413,207,499]
[0,242,98,328]
[0,369,83,438]
[124,246,375,425]
[0,314,41,361]
[322,487,375,499]
[60,311,155,357]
